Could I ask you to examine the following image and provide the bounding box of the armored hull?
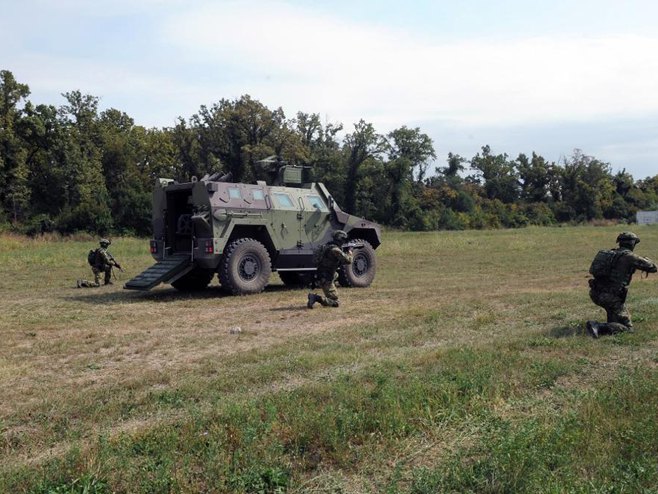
[125,169,381,294]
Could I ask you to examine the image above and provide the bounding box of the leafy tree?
[516,152,552,203]
[0,70,31,222]
[99,108,136,188]
[386,126,436,225]
[426,154,476,224]
[136,126,180,182]
[56,91,112,233]
[98,108,152,234]
[558,149,615,221]
[171,118,203,181]
[354,159,390,224]
[636,175,658,209]
[613,169,634,197]
[295,112,345,203]
[440,153,466,181]
[3,69,657,235]
[19,102,66,220]
[469,145,520,203]
[189,95,292,182]
[387,126,436,182]
[342,120,387,214]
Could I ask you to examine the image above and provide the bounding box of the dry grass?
[1,226,657,492]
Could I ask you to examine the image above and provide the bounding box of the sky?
[2,0,657,179]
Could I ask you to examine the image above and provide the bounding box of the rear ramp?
[124,253,193,291]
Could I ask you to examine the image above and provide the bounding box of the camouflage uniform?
[587,232,656,337]
[78,239,120,288]
[307,231,353,308]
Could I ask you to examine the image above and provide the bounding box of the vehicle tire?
[337,239,376,287]
[278,271,314,288]
[171,268,214,291]
[219,238,272,295]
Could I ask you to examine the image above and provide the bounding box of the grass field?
[1,226,657,493]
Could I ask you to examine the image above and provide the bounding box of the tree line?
[1,69,657,236]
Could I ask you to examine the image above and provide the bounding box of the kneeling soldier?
[307,230,353,308]
[77,238,122,288]
[587,231,656,337]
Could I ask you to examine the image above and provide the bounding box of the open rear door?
[124,253,193,291]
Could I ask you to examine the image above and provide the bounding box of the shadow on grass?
[548,324,585,338]
[269,305,310,312]
[63,282,304,305]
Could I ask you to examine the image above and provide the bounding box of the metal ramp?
[124,253,193,291]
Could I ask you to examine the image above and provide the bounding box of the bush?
[524,203,556,226]
[56,202,113,235]
[20,213,56,237]
[437,207,466,230]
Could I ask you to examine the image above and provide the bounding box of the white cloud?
[12,56,179,98]
[17,0,184,18]
[3,0,657,178]
[162,2,658,129]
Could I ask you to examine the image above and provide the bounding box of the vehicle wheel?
[278,271,314,288]
[338,239,376,287]
[219,238,272,295]
[171,268,214,291]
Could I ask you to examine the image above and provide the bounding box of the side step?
[124,253,193,291]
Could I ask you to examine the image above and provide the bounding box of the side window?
[307,195,327,211]
[253,189,265,201]
[228,188,241,199]
[273,193,294,208]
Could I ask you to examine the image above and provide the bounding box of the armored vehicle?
[124,166,381,295]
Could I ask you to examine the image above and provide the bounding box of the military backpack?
[589,249,620,279]
[313,243,330,266]
[87,249,99,267]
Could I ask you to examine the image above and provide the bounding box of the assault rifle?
[111,260,124,281]
[109,256,124,272]
[342,241,365,251]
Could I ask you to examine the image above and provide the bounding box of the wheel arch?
[346,228,380,249]
[224,224,278,264]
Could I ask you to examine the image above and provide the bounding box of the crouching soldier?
[587,231,656,337]
[77,238,122,288]
[307,230,353,308]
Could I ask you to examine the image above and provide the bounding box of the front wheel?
[219,238,272,295]
[338,239,376,287]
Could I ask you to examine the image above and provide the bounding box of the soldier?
[307,230,353,308]
[77,238,122,288]
[587,231,656,338]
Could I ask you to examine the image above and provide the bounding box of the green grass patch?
[403,367,658,494]
[1,226,657,492]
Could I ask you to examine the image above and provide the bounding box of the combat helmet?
[99,238,111,248]
[333,230,348,243]
[616,231,639,247]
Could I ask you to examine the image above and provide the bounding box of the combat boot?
[586,321,600,339]
[307,293,318,309]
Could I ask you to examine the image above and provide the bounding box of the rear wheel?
[219,238,272,295]
[338,239,376,287]
[171,268,214,291]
